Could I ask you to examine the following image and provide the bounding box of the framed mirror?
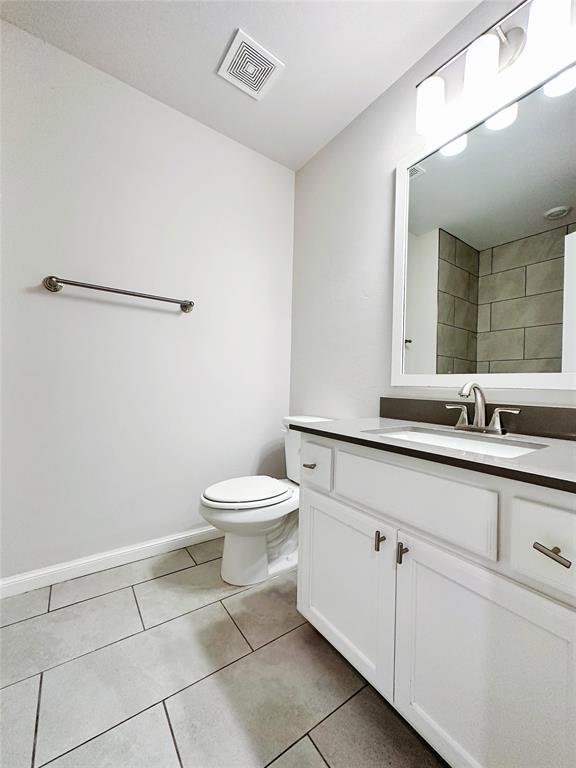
[392,73,576,389]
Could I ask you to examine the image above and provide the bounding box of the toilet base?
[220,534,298,586]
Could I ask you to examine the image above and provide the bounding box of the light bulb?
[416,76,446,137]
[544,65,576,96]
[485,102,518,130]
[464,33,500,99]
[527,0,573,56]
[440,135,468,157]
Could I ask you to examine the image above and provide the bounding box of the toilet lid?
[203,476,289,505]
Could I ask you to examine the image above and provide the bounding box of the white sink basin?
[362,426,547,459]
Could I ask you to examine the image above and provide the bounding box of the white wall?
[1,22,294,578]
[405,230,438,374]
[290,0,576,417]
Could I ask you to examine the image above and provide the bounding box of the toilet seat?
[201,475,293,510]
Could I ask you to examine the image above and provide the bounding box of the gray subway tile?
[438,260,470,301]
[436,356,453,374]
[437,292,455,325]
[0,676,40,768]
[35,602,250,766]
[467,332,477,362]
[437,323,468,359]
[525,324,563,359]
[490,359,562,373]
[525,257,564,295]
[477,362,490,373]
[492,228,565,272]
[51,549,194,610]
[477,329,524,362]
[47,705,180,768]
[479,249,492,276]
[166,624,363,768]
[0,587,50,628]
[134,560,244,628]
[222,570,304,649]
[0,588,142,687]
[310,687,444,768]
[491,291,563,330]
[477,304,490,333]
[187,536,224,565]
[455,239,479,275]
[454,298,477,332]
[478,267,525,305]
[453,359,476,374]
[439,229,456,264]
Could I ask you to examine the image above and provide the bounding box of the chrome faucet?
[445,381,520,435]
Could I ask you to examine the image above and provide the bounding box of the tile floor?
[0,538,447,768]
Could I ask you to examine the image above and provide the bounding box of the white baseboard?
[0,525,221,599]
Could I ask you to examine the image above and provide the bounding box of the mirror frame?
[391,68,576,391]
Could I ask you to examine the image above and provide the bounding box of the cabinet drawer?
[510,498,575,597]
[335,450,498,560]
[301,441,333,492]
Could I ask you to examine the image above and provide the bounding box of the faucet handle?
[446,403,469,428]
[488,407,520,434]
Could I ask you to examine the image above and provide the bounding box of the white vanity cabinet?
[297,435,576,768]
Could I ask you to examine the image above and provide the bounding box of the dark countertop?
[290,417,576,495]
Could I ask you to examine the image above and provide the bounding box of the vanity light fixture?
[440,135,467,157]
[464,33,500,101]
[415,75,445,137]
[485,102,518,130]
[543,64,576,96]
[526,0,573,60]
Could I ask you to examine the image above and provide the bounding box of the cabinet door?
[298,488,397,699]
[395,534,576,768]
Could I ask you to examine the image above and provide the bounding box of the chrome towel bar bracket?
[42,276,194,313]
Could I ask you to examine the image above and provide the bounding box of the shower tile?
[524,325,563,359]
[222,570,304,649]
[0,588,141,687]
[0,587,50,628]
[133,560,244,628]
[478,249,492,276]
[454,298,477,332]
[438,260,470,302]
[51,549,194,610]
[166,624,363,768]
[477,329,524,362]
[437,292,455,325]
[437,324,468,360]
[436,356,454,374]
[35,602,249,766]
[477,304,490,333]
[47,705,180,768]
[455,239,479,275]
[525,258,564,295]
[568,222,576,234]
[491,292,563,330]
[187,536,224,565]
[453,359,476,374]
[478,267,525,304]
[439,230,456,264]
[0,676,40,768]
[489,359,561,373]
[310,687,444,768]
[492,228,565,272]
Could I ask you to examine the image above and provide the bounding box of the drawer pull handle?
[302,463,317,470]
[533,542,572,569]
[396,542,410,565]
[374,530,386,552]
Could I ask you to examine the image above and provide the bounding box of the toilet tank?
[282,416,332,484]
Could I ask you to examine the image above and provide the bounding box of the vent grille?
[409,164,426,179]
[218,29,284,100]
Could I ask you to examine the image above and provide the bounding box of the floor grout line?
[220,600,255,652]
[30,672,43,768]
[162,700,184,768]
[47,586,52,613]
[308,735,331,767]
[131,586,146,631]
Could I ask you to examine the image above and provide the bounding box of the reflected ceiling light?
[464,33,500,99]
[527,0,573,56]
[543,65,576,96]
[440,135,467,157]
[485,102,518,130]
[416,76,445,137]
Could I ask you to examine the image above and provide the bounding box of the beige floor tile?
[0,676,40,768]
[187,537,224,564]
[269,737,327,768]
[0,587,50,628]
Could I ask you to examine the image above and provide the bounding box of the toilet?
[200,416,330,586]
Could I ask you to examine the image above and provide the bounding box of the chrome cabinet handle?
[396,542,410,564]
[302,463,317,470]
[374,530,386,552]
[533,542,572,569]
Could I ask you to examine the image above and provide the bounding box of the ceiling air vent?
[217,29,284,100]
[409,164,426,179]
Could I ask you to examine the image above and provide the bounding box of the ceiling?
[0,0,482,169]
[408,81,576,250]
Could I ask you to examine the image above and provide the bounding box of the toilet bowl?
[199,416,330,586]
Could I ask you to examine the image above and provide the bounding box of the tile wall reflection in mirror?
[404,76,576,375]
